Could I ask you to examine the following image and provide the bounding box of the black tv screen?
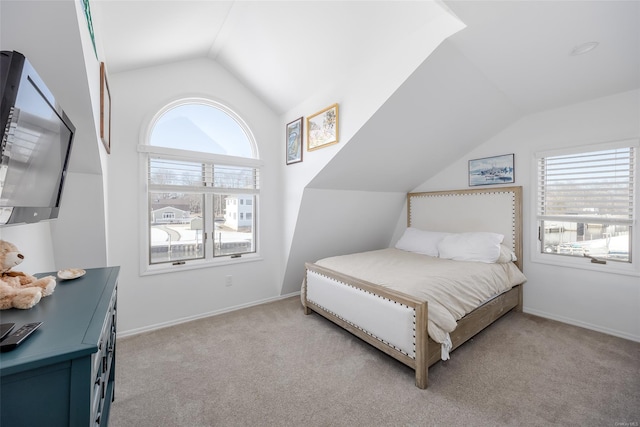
[0,50,75,225]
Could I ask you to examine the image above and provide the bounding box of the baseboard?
[118,295,639,343]
[117,291,301,339]
[523,307,640,343]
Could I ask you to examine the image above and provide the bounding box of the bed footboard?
[304,262,431,389]
[303,263,523,389]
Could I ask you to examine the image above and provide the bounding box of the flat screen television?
[0,50,75,225]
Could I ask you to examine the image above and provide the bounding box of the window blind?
[148,155,260,195]
[537,146,635,225]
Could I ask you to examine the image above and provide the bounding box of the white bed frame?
[302,186,524,389]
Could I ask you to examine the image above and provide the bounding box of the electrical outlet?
[225,275,233,287]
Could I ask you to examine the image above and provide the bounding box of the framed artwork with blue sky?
[469,154,515,186]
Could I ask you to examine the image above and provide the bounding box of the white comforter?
[310,248,527,348]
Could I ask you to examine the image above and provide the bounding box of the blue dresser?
[0,266,119,426]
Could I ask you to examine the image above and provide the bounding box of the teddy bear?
[0,240,56,310]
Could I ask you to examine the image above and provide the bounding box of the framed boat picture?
[469,154,514,186]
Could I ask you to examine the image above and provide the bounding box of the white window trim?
[138,98,262,276]
[529,138,640,277]
[140,251,264,277]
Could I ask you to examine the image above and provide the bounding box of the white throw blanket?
[310,248,527,357]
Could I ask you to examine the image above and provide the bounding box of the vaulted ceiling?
[447,0,639,115]
[308,0,640,192]
[93,0,639,116]
[92,0,451,114]
[4,1,636,189]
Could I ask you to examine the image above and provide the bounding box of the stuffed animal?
[0,240,56,310]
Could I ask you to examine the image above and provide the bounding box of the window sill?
[139,253,263,276]
[530,253,639,277]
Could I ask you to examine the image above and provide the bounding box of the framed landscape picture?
[469,154,514,186]
[286,117,303,165]
[307,103,338,151]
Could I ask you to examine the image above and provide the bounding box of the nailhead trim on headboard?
[408,188,520,256]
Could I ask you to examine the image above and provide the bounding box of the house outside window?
[139,99,261,272]
[535,140,637,272]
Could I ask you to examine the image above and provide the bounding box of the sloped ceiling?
[308,0,640,192]
[3,1,635,197]
[93,1,639,120]
[93,0,639,194]
[307,40,519,192]
[447,0,640,115]
[0,0,101,175]
[92,0,451,115]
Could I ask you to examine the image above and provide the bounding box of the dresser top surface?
[0,266,120,376]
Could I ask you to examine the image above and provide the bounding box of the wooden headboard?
[407,187,523,270]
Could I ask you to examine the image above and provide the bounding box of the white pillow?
[496,244,518,263]
[395,227,450,257]
[437,232,504,263]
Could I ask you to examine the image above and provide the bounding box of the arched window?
[139,99,261,272]
[149,102,257,157]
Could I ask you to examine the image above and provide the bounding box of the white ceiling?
[446,0,640,115]
[92,0,450,114]
[92,0,640,116]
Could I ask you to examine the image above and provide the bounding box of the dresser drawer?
[90,283,117,426]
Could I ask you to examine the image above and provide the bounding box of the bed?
[301,186,526,389]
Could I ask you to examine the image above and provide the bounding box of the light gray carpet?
[109,296,639,427]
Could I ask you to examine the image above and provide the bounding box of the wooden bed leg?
[416,364,428,389]
[415,302,428,389]
[302,274,311,315]
[514,284,524,313]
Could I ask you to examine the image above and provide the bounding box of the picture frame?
[468,153,514,186]
[81,0,98,59]
[286,117,303,165]
[100,62,111,154]
[307,103,339,151]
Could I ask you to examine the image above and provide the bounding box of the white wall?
[281,189,407,294]
[0,222,56,274]
[0,0,108,273]
[108,58,282,334]
[412,89,640,341]
[279,13,465,294]
[50,172,107,269]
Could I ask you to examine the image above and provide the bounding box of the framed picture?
[307,103,339,151]
[81,0,97,58]
[286,117,303,165]
[469,153,514,186]
[100,62,111,154]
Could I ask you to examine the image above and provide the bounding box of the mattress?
[307,248,527,346]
